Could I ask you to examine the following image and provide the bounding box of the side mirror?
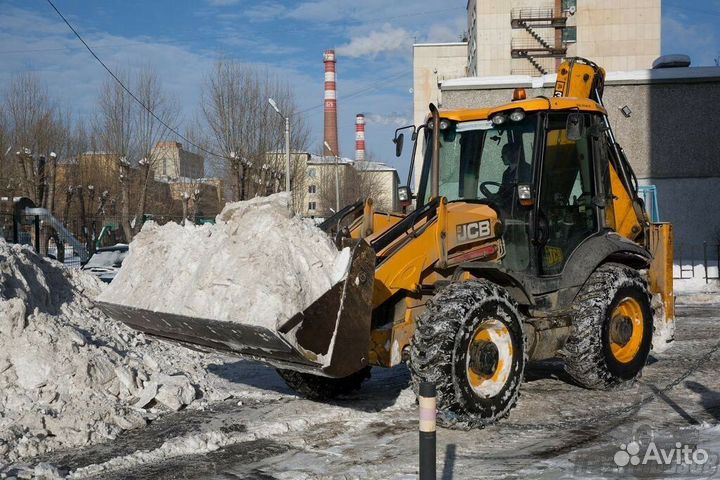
[398,186,410,202]
[393,132,404,157]
[566,113,584,141]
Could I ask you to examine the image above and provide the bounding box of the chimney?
[355,114,366,161]
[323,49,339,158]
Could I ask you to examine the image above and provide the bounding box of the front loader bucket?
[96,239,376,378]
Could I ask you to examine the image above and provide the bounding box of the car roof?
[96,244,129,252]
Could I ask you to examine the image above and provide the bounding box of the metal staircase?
[510,7,568,75]
[526,55,548,75]
[518,20,552,49]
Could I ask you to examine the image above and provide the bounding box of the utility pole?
[268,98,291,194]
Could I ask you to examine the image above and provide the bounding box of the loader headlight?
[509,109,525,122]
[491,113,507,125]
[427,118,451,130]
[398,186,410,202]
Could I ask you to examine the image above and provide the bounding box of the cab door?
[536,113,599,275]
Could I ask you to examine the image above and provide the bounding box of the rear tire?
[276,367,371,400]
[409,280,526,429]
[564,263,653,389]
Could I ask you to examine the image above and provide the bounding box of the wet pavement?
[19,303,720,479]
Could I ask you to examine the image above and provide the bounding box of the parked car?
[81,244,128,283]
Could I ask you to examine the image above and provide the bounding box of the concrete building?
[437,65,720,263]
[412,43,468,172]
[413,0,661,170]
[291,153,400,218]
[151,142,204,180]
[466,0,661,77]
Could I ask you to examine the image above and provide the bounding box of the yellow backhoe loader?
[98,58,674,428]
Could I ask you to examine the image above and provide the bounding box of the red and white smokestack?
[355,114,366,161]
[323,49,339,158]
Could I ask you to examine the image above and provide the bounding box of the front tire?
[564,263,653,389]
[409,280,526,429]
[276,367,371,400]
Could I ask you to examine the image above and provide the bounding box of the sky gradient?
[1,0,718,179]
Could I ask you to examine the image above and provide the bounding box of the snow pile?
[0,240,235,463]
[100,192,350,328]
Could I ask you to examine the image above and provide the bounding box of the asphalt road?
[26,303,720,479]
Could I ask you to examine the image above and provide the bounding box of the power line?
[44,0,227,161]
[296,69,409,117]
[43,0,418,157]
[0,40,164,56]
[8,7,465,56]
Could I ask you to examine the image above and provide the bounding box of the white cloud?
[364,112,411,126]
[662,16,718,66]
[336,25,413,58]
[244,3,288,22]
[426,16,467,43]
[206,0,242,6]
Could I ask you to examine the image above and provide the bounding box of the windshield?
[418,114,537,208]
[84,249,127,269]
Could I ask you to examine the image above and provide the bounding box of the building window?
[562,0,576,12]
[308,185,316,194]
[308,168,316,178]
[563,26,577,43]
[308,201,316,211]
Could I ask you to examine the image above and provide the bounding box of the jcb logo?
[456,220,491,244]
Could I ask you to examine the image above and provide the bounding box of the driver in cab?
[496,142,532,208]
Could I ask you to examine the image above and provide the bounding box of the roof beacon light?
[512,88,527,101]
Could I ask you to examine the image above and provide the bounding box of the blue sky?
[0,0,718,179]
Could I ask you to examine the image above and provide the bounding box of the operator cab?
[412,99,612,277]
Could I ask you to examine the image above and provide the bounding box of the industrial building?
[466,0,661,77]
[151,141,204,180]
[413,0,662,162]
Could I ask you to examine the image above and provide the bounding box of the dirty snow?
[8,305,720,479]
[651,293,675,353]
[99,193,350,329]
[0,240,240,464]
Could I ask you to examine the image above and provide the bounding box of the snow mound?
[99,192,350,328]
[0,240,235,463]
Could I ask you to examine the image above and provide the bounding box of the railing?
[674,242,720,283]
[511,67,545,76]
[0,212,196,268]
[511,7,557,20]
[510,7,568,26]
[511,38,558,51]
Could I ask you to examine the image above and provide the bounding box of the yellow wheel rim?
[466,319,513,398]
[609,297,644,364]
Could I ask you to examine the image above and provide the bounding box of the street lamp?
[268,98,291,195]
[324,141,340,212]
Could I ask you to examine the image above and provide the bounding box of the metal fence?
[0,211,201,269]
[674,242,720,283]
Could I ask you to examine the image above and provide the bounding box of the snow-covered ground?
[3,301,720,479]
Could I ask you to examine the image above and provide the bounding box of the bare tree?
[3,73,65,205]
[0,105,12,197]
[95,68,179,240]
[201,60,310,205]
[315,160,390,217]
[133,68,180,233]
